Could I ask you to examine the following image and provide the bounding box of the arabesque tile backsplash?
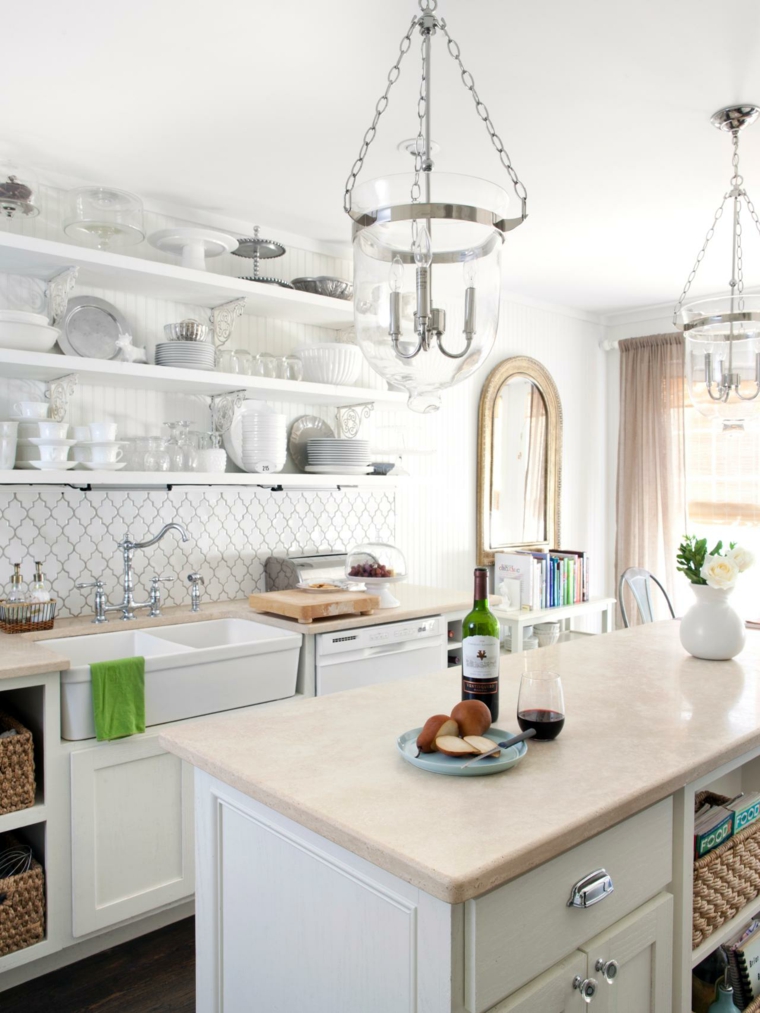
[0,488,395,617]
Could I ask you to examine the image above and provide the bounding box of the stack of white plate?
[306,439,371,475]
[242,413,287,474]
[154,341,215,371]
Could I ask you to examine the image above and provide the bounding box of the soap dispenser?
[709,978,741,1012]
[7,563,24,603]
[28,562,51,603]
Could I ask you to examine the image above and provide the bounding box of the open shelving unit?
[0,232,354,328]
[0,470,402,490]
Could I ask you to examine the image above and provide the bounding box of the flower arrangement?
[676,535,754,590]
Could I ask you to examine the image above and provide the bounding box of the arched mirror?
[477,356,562,564]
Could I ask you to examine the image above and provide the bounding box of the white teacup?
[38,443,70,463]
[88,443,123,464]
[72,426,91,441]
[13,401,49,419]
[72,446,90,463]
[88,422,118,442]
[37,421,69,440]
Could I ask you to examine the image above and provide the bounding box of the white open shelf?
[0,470,401,489]
[0,231,354,328]
[0,348,404,408]
[0,794,46,835]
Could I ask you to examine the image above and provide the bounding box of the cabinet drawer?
[464,798,672,1012]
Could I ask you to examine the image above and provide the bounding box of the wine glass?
[516,671,565,740]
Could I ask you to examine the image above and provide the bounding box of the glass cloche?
[346,542,407,609]
[63,186,145,249]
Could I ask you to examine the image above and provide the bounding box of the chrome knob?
[595,958,619,983]
[573,976,598,1003]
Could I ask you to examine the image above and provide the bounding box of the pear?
[463,736,500,757]
[450,699,492,737]
[435,735,479,756]
[416,715,459,754]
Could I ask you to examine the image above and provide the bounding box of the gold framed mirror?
[477,356,562,565]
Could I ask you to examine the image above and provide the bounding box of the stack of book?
[725,918,760,1009]
[494,550,589,611]
[694,792,760,859]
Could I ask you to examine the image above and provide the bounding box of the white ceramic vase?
[679,584,746,660]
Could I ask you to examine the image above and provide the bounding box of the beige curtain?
[615,334,686,622]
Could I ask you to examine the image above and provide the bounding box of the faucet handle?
[76,579,104,590]
[150,574,176,586]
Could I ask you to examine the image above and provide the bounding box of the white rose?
[728,545,755,573]
[700,554,739,590]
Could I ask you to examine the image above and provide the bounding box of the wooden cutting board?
[248,589,381,624]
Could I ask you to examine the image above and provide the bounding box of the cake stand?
[148,228,239,271]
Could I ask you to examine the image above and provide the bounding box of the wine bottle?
[461,566,501,721]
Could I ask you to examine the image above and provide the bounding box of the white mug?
[37,421,69,440]
[71,426,91,441]
[38,444,70,463]
[88,422,118,442]
[89,444,123,464]
[13,401,49,419]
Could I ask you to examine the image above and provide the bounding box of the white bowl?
[0,320,60,352]
[297,343,362,385]
[0,310,48,325]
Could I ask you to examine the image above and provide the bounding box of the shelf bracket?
[335,402,374,439]
[47,267,79,327]
[45,373,78,421]
[210,298,246,348]
[209,390,246,434]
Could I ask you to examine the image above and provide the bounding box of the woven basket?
[0,833,45,956]
[693,791,760,949]
[0,599,56,634]
[0,712,35,816]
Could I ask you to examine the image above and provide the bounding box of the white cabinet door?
[581,893,673,1013]
[70,733,194,937]
[488,952,590,1012]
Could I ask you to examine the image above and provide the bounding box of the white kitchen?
[0,2,759,1012]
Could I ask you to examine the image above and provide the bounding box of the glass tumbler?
[217,349,239,374]
[233,349,253,375]
[275,355,303,381]
[516,671,566,740]
[254,353,276,378]
[144,438,171,472]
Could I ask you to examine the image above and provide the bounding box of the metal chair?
[618,567,675,628]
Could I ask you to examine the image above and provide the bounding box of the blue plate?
[396,726,528,776]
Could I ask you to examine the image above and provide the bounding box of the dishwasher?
[315,616,447,696]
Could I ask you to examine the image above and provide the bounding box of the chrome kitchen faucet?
[76,523,190,623]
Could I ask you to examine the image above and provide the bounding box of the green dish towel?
[90,656,146,742]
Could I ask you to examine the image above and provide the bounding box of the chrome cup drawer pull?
[595,958,619,983]
[567,869,614,908]
[573,976,599,1003]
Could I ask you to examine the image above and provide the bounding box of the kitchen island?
[160,621,760,1012]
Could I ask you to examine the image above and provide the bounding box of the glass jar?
[144,438,171,472]
[217,349,239,374]
[233,349,253,375]
[275,355,303,381]
[254,352,276,378]
[164,421,195,471]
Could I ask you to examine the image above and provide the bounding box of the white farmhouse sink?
[49,618,302,740]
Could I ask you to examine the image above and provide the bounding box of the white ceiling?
[5,0,760,314]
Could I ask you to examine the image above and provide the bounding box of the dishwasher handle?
[318,635,445,665]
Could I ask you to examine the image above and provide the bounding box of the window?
[685,404,760,620]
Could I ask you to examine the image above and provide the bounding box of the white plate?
[76,461,127,471]
[28,438,77,447]
[305,465,373,475]
[223,400,277,471]
[0,310,48,325]
[295,582,351,593]
[8,415,49,423]
[75,441,126,448]
[27,461,78,471]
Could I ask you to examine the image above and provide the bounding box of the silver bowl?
[164,319,210,342]
[291,276,353,300]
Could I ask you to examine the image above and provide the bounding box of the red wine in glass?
[517,708,565,740]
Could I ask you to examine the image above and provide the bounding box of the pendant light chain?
[343,16,419,214]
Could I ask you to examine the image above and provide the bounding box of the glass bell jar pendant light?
[675,105,760,431]
[343,0,528,413]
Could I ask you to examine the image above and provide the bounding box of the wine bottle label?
[462,635,500,680]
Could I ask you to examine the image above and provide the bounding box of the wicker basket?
[693,791,760,949]
[0,712,35,816]
[0,833,45,956]
[0,599,56,634]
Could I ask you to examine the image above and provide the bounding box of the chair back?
[618,567,675,628]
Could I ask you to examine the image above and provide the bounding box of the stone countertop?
[0,584,474,679]
[160,622,760,905]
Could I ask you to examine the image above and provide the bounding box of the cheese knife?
[461,728,537,768]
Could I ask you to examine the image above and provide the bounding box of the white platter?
[76,461,126,471]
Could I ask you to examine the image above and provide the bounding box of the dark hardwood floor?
[0,917,195,1013]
